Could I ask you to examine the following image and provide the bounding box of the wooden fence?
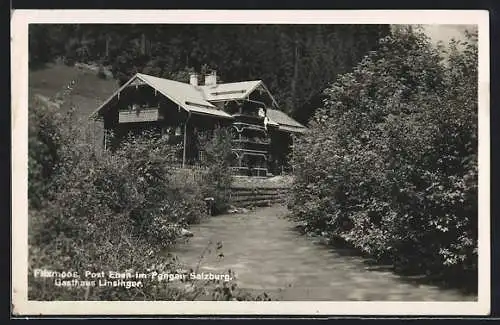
[169,164,209,183]
[169,165,292,208]
[229,186,289,208]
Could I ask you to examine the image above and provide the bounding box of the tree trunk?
[105,35,110,57]
[291,37,300,115]
[141,33,146,55]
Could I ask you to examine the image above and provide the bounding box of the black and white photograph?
[11,10,489,315]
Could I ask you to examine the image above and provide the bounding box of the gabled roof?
[266,109,307,134]
[90,73,295,124]
[90,73,232,120]
[200,80,280,109]
[200,80,262,101]
[138,73,214,109]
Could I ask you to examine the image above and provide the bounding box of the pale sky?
[421,24,476,44]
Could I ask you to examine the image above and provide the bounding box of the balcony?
[233,135,270,144]
[118,107,160,124]
[231,121,267,133]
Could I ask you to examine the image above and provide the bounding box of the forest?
[29,24,390,123]
[27,24,478,300]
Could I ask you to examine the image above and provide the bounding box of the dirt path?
[171,205,476,301]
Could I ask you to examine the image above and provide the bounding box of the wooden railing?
[169,163,209,183]
[229,186,289,207]
[118,107,160,123]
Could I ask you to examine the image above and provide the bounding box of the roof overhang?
[277,125,308,134]
[184,103,233,119]
[89,74,233,121]
[256,82,280,109]
[202,80,280,109]
[89,74,145,120]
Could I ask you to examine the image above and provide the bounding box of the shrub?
[28,96,66,208]
[28,99,208,300]
[111,133,207,245]
[199,127,234,214]
[28,95,271,300]
[289,27,478,289]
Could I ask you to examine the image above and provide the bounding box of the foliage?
[289,27,478,290]
[199,127,235,214]
[28,97,247,300]
[28,97,66,208]
[28,24,390,123]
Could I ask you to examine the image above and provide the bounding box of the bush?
[27,99,216,300]
[289,27,478,289]
[111,133,207,245]
[28,95,271,300]
[28,96,66,208]
[199,127,234,214]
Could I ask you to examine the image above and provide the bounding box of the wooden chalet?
[90,71,307,176]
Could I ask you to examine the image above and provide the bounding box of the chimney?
[189,73,198,86]
[204,71,217,87]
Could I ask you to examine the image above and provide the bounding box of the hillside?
[29,62,118,122]
[29,63,119,149]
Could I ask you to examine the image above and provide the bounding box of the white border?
[11,9,490,316]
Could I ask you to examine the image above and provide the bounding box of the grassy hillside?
[29,63,119,149]
[29,63,118,119]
